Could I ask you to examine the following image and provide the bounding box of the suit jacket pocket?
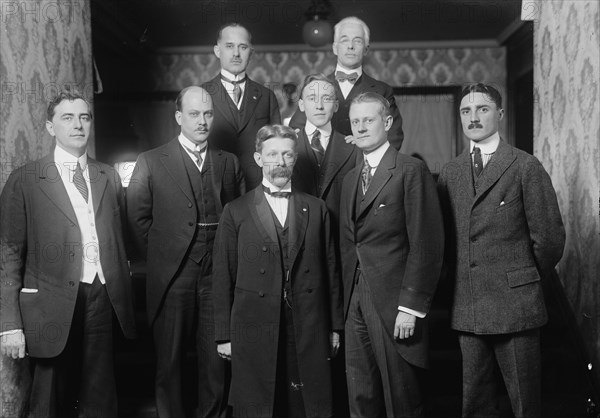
[506,266,541,288]
[496,194,521,212]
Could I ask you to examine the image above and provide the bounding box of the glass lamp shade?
[303,16,333,47]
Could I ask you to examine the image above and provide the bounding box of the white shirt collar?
[178,133,207,153]
[470,132,500,155]
[304,120,332,138]
[363,141,390,168]
[335,64,363,79]
[262,177,292,192]
[54,144,87,170]
[221,69,247,83]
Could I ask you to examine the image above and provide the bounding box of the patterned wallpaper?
[533,0,600,381]
[151,46,507,134]
[0,0,94,415]
[0,0,94,192]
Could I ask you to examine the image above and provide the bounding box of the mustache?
[268,166,293,178]
[468,123,483,129]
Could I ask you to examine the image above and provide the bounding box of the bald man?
[127,86,245,417]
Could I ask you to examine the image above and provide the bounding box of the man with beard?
[212,125,344,418]
[127,86,245,417]
[202,23,281,189]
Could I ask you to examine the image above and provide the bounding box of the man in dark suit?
[127,86,245,418]
[0,91,136,417]
[340,92,444,417]
[290,16,403,150]
[202,23,281,190]
[437,84,565,417]
[213,125,344,418]
[291,73,358,417]
[292,73,358,236]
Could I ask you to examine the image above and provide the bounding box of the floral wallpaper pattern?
[533,0,600,381]
[0,1,94,415]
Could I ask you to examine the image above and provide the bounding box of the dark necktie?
[473,146,483,177]
[183,145,204,168]
[263,185,291,198]
[361,159,373,194]
[310,130,325,165]
[221,75,246,105]
[335,71,359,84]
[73,162,88,203]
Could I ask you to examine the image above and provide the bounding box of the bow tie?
[220,74,247,85]
[263,185,291,198]
[335,71,359,83]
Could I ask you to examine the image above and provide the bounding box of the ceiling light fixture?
[302,0,334,47]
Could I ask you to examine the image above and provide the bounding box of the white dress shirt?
[54,145,106,285]
[304,121,332,152]
[178,133,207,172]
[335,64,363,99]
[470,131,500,168]
[220,69,247,109]
[262,178,291,226]
[362,141,426,319]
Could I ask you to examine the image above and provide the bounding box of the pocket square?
[378,203,386,208]
[20,288,38,293]
[500,201,505,206]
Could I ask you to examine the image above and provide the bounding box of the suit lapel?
[239,79,262,132]
[36,155,78,225]
[205,146,225,211]
[160,139,194,203]
[250,187,278,244]
[345,165,361,228]
[298,129,319,167]
[210,77,238,131]
[456,149,474,198]
[357,146,396,218]
[320,131,355,197]
[88,159,108,215]
[474,140,516,204]
[287,192,308,268]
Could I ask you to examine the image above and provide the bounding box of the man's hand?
[394,312,416,340]
[344,135,357,145]
[217,342,231,361]
[1,330,26,359]
[329,332,341,359]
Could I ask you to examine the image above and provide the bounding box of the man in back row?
[203,23,281,190]
[290,16,404,150]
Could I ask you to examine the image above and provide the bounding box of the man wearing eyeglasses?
[289,16,404,150]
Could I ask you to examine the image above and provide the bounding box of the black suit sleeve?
[383,84,404,150]
[126,154,153,261]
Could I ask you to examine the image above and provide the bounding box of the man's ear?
[333,101,339,113]
[498,108,505,120]
[298,98,305,112]
[384,115,393,131]
[213,45,220,59]
[253,152,263,167]
[45,120,55,137]
[175,111,182,126]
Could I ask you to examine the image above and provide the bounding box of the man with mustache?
[289,16,404,150]
[212,125,344,418]
[202,23,281,190]
[438,83,565,417]
[127,86,245,418]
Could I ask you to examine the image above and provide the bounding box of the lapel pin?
[253,96,257,100]
[302,208,307,212]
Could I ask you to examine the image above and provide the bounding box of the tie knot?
[335,71,359,83]
[473,146,482,156]
[263,185,291,198]
[311,129,321,141]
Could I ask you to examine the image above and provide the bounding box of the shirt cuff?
[0,329,22,336]
[398,306,426,318]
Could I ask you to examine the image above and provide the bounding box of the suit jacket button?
[470,261,477,267]
[188,203,193,208]
[258,291,265,297]
[304,268,310,273]
[260,268,265,274]
[68,281,75,287]
[188,221,194,226]
[262,246,267,252]
[307,288,313,293]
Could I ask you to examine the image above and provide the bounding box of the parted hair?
[47,90,91,121]
[255,124,298,152]
[350,92,391,118]
[460,83,503,109]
